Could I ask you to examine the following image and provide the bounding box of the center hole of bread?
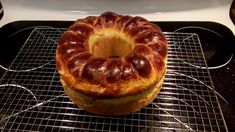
[88,29,135,58]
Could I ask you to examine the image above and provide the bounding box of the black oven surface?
[0,21,234,131]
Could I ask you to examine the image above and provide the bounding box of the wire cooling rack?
[0,27,228,132]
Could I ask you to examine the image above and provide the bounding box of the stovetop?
[0,21,234,131]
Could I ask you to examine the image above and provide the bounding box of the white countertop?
[0,0,235,35]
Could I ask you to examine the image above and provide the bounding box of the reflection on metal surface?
[0,61,52,72]
[0,93,66,123]
[152,103,194,131]
[171,71,229,104]
[0,84,38,103]
[162,82,210,106]
[177,53,234,70]
[173,26,224,37]
[158,95,200,116]
[173,26,233,69]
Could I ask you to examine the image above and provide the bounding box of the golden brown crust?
[56,11,167,101]
[62,70,166,115]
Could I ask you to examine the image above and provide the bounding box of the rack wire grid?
[0,27,228,132]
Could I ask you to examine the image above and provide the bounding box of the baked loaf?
[56,12,168,115]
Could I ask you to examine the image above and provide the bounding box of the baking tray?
[0,27,228,131]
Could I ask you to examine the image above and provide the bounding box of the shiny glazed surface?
[56,12,168,98]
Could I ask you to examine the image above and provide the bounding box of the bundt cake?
[56,12,168,115]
